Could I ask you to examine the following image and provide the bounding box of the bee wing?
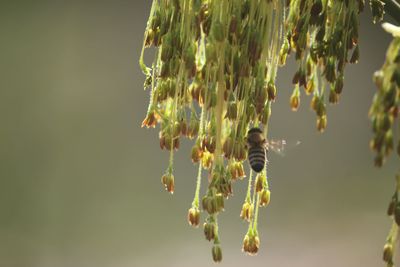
[266,139,301,157]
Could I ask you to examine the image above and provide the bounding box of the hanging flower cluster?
[370,34,400,167]
[139,0,380,262]
[370,23,400,267]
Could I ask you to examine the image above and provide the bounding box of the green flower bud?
[203,221,216,241]
[212,245,222,262]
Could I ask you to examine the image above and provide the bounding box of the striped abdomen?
[248,146,266,173]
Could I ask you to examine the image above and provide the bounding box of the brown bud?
[161,173,174,194]
[290,92,300,111]
[188,207,200,227]
[236,162,245,178]
[191,144,203,163]
[255,173,266,192]
[267,81,277,101]
[242,231,260,256]
[240,201,253,222]
[141,110,158,128]
[383,243,393,263]
[205,136,216,153]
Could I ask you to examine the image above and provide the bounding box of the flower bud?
[329,89,339,104]
[225,102,238,120]
[191,143,203,163]
[317,115,327,133]
[203,221,216,241]
[223,137,233,159]
[387,196,396,216]
[240,201,253,222]
[334,75,344,94]
[242,231,260,255]
[255,173,266,192]
[305,79,315,95]
[141,110,158,128]
[310,95,319,111]
[188,207,200,227]
[212,245,222,262]
[260,189,271,207]
[290,90,300,111]
[384,130,394,155]
[267,81,277,101]
[324,57,336,83]
[161,173,175,194]
[383,243,393,263]
[279,38,289,66]
[205,136,216,153]
[202,151,214,170]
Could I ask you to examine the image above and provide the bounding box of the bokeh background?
[1,1,399,267]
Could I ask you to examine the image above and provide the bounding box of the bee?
[246,127,267,173]
[246,127,289,173]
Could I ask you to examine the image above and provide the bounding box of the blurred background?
[0,1,399,267]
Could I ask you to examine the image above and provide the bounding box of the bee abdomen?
[248,146,266,173]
